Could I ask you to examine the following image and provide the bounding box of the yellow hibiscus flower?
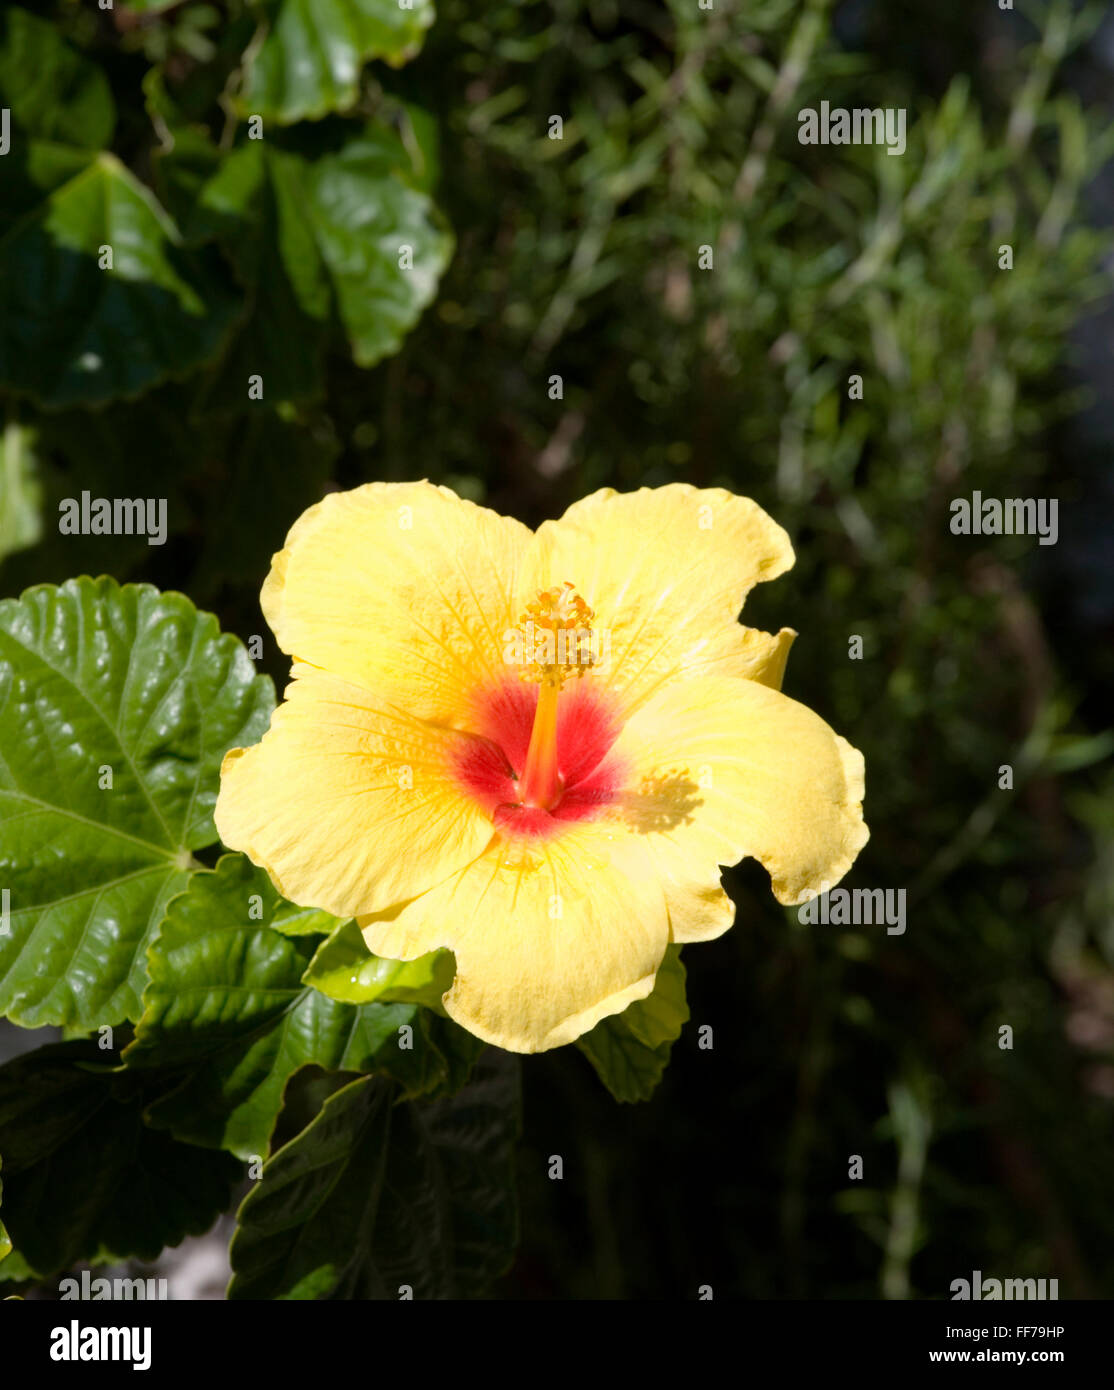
[215,482,868,1053]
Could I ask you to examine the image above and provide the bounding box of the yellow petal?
[651,834,737,943]
[262,481,534,723]
[359,826,672,1053]
[215,665,496,918]
[522,484,795,714]
[606,673,868,907]
[735,625,796,690]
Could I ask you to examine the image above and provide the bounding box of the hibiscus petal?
[651,835,737,943]
[262,480,534,724]
[359,826,672,1053]
[522,484,795,713]
[602,673,869,909]
[734,624,796,690]
[214,665,496,917]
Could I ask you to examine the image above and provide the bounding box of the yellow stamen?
[516,581,597,688]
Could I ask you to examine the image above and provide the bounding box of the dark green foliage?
[0,1041,241,1277]
[228,1051,520,1299]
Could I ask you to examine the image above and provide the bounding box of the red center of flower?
[453,677,626,841]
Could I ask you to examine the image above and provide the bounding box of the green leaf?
[0,141,95,239]
[575,946,689,1103]
[304,918,454,1008]
[0,578,274,1029]
[228,1050,520,1299]
[307,135,452,368]
[269,901,346,938]
[123,855,482,1159]
[0,1248,31,1282]
[0,9,115,149]
[0,417,42,565]
[238,0,436,125]
[189,137,451,403]
[0,152,238,408]
[0,1042,240,1277]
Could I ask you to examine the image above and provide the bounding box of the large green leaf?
[304,917,454,1008]
[0,152,238,408]
[228,1050,520,1300]
[0,9,114,150]
[308,133,451,367]
[188,136,450,404]
[238,0,436,125]
[0,1042,240,1277]
[575,946,689,1103]
[0,579,274,1029]
[123,855,482,1159]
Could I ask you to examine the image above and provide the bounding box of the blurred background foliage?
[1,0,1112,1298]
